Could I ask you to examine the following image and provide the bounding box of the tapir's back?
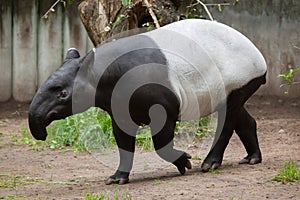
[143,19,267,119]
[93,19,266,119]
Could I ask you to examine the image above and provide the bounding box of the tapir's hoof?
[239,154,262,165]
[201,162,221,172]
[105,177,129,185]
[105,170,129,185]
[174,152,192,175]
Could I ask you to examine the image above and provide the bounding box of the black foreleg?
[105,119,138,185]
[151,119,192,175]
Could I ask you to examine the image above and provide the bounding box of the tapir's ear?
[66,48,80,59]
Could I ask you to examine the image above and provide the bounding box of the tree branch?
[290,42,300,50]
[143,0,160,28]
[195,0,214,21]
[42,0,62,19]
[188,2,231,7]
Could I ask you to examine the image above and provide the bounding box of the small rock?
[278,129,285,134]
[291,103,298,107]
[261,101,271,105]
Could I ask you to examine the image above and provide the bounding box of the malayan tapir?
[28,19,267,184]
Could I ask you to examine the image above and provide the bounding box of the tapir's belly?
[165,52,228,120]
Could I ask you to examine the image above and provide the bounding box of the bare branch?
[42,0,63,19]
[188,2,230,8]
[205,3,231,6]
[195,0,214,21]
[143,0,160,28]
[289,42,300,50]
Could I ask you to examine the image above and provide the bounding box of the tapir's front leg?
[105,119,137,185]
[152,119,192,175]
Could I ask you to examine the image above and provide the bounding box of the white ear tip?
[68,47,78,51]
[66,48,80,59]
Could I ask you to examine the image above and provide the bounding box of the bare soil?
[0,96,299,200]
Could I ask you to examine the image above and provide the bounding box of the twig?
[280,82,300,88]
[205,3,231,6]
[195,0,214,21]
[143,0,160,28]
[289,42,300,50]
[280,81,300,94]
[188,2,230,8]
[42,0,62,19]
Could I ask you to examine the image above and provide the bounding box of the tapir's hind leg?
[201,107,236,172]
[201,74,265,172]
[235,107,262,165]
[151,119,192,175]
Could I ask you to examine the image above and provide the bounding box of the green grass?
[46,107,114,152]
[191,154,202,160]
[11,127,43,150]
[0,174,77,189]
[15,108,210,152]
[228,197,242,200]
[272,160,300,184]
[176,117,211,139]
[208,169,220,174]
[136,126,153,150]
[0,195,27,199]
[0,174,77,199]
[278,66,300,85]
[84,191,131,200]
[0,132,3,145]
[134,117,211,151]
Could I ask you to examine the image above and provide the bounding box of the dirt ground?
[0,95,299,200]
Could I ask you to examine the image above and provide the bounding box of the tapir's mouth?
[28,112,48,141]
[33,127,48,141]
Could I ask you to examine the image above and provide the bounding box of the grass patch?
[16,108,211,152]
[46,107,114,152]
[136,126,153,150]
[176,117,212,139]
[228,197,242,200]
[0,195,27,199]
[208,169,220,174]
[84,191,132,200]
[272,160,300,184]
[0,132,3,145]
[0,174,77,189]
[11,127,43,150]
[191,155,202,160]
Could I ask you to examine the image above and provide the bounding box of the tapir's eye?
[57,89,69,100]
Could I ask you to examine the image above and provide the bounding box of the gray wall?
[0,0,93,102]
[1,0,299,102]
[209,0,300,97]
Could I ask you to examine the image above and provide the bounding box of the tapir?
[28,19,267,184]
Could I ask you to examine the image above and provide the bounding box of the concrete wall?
[0,0,93,102]
[12,0,38,102]
[1,0,299,102]
[0,0,12,102]
[208,0,300,97]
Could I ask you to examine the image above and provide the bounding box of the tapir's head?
[28,48,81,140]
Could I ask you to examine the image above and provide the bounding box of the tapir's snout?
[28,111,48,141]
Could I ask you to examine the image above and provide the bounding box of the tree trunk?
[78,0,192,46]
